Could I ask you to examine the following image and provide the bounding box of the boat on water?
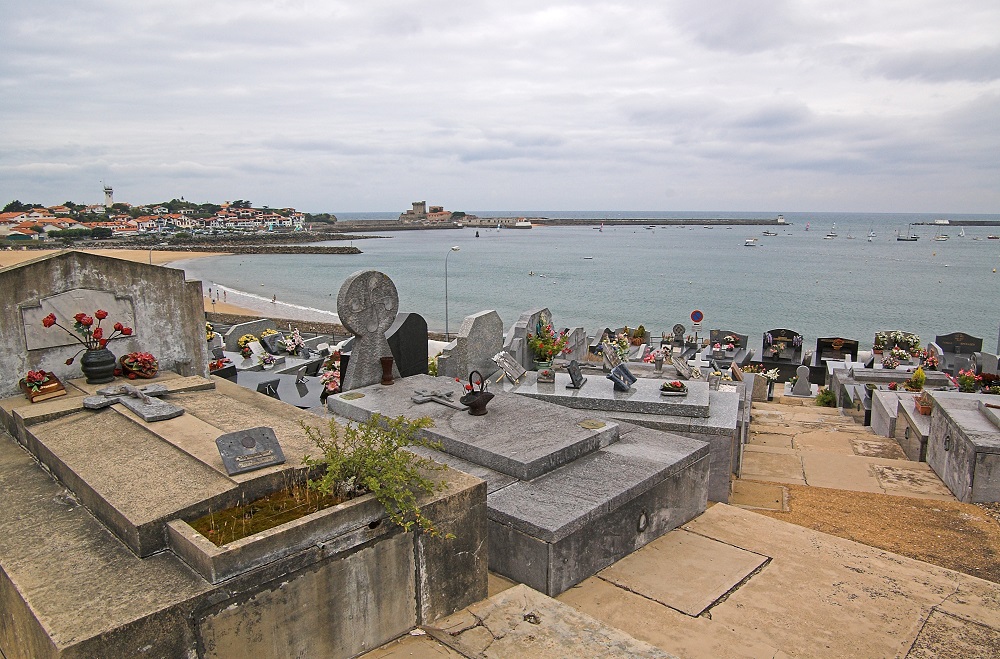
[744,238,758,247]
[897,224,919,241]
[988,235,999,240]
[934,233,949,241]
[824,222,837,239]
[762,230,777,236]
[867,227,876,242]
[513,220,533,229]
[645,225,655,230]
[959,227,966,238]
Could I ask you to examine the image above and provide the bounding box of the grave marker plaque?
[935,332,983,355]
[216,427,286,475]
[566,360,587,389]
[492,351,527,384]
[256,379,280,399]
[260,333,283,354]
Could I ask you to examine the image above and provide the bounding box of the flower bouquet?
[280,329,306,355]
[206,322,216,342]
[881,355,900,369]
[209,357,231,371]
[118,351,159,379]
[527,322,569,363]
[258,353,277,369]
[956,369,981,393]
[922,352,940,370]
[41,309,133,364]
[19,369,67,402]
[237,334,258,358]
[660,380,688,396]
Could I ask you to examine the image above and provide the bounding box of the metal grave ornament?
[411,389,469,411]
[83,383,184,422]
[216,427,286,475]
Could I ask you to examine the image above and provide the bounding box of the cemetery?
[1,250,999,657]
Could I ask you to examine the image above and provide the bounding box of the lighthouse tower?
[102,182,113,207]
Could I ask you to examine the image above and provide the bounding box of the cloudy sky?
[2,1,998,213]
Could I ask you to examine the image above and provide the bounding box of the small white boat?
[762,230,777,236]
[959,227,966,238]
[744,238,758,247]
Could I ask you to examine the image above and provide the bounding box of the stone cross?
[83,383,184,422]
[337,270,401,391]
[411,389,469,410]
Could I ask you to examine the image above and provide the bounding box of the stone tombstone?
[255,379,280,398]
[815,337,859,362]
[563,327,588,363]
[672,323,686,344]
[2,251,208,397]
[440,310,503,379]
[215,427,286,475]
[935,332,983,355]
[503,307,551,370]
[337,270,400,391]
[709,330,748,350]
[764,328,803,361]
[791,364,813,396]
[386,312,429,378]
[730,362,744,382]
[260,333,283,354]
[674,357,696,380]
[223,319,277,352]
[926,342,943,364]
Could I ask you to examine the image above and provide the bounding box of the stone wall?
[0,250,208,396]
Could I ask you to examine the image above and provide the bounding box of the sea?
[174,211,1000,351]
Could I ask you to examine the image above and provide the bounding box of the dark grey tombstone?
[710,329,748,349]
[566,360,587,389]
[606,364,633,391]
[260,333,283,355]
[387,312,429,378]
[935,332,983,355]
[215,427,286,475]
[212,347,226,359]
[815,337,859,362]
[764,328,803,361]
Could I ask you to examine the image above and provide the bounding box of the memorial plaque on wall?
[216,427,286,475]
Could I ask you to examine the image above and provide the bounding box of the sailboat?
[959,227,966,238]
[824,223,837,239]
[897,224,919,241]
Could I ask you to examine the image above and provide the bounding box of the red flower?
[99,339,108,348]
[114,322,124,331]
[95,309,108,320]
[122,327,133,336]
[42,313,57,328]
[464,384,473,391]
[92,327,103,340]
[127,373,137,380]
[73,312,86,322]
[78,315,93,327]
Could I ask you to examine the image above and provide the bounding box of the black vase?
[80,348,116,384]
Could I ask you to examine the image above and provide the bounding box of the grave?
[386,312,429,378]
[934,331,983,375]
[827,365,952,418]
[563,326,589,363]
[925,392,1000,502]
[1,250,208,398]
[787,364,818,398]
[894,393,931,461]
[761,328,804,362]
[337,270,401,391]
[502,307,552,371]
[437,310,504,379]
[223,319,278,352]
[328,374,710,595]
[503,374,738,503]
[708,329,751,367]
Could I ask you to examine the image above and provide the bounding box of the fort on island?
[2,242,1000,658]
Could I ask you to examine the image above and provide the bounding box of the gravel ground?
[752,482,1000,584]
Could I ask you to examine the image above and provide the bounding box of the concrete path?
[740,401,954,499]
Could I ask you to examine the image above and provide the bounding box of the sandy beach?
[0,247,260,316]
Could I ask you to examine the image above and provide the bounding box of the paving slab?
[745,432,793,449]
[740,448,805,484]
[360,633,464,659]
[799,451,885,493]
[906,610,1000,659]
[597,529,768,616]
[852,437,907,459]
[871,464,955,499]
[792,430,857,454]
[730,480,787,511]
[426,584,675,658]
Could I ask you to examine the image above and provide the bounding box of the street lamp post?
[149,242,167,264]
[444,246,460,341]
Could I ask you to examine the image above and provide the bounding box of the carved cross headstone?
[792,364,813,396]
[337,270,400,391]
[83,383,184,422]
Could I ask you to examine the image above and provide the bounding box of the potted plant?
[660,380,688,396]
[915,391,932,415]
[956,369,981,393]
[527,321,569,369]
[40,309,133,383]
[903,366,926,392]
[237,333,258,359]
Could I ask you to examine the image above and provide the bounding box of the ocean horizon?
[175,211,1000,353]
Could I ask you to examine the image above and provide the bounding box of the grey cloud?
[872,46,1000,83]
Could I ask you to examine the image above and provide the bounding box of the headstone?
[440,310,504,379]
[215,427,286,475]
[337,270,400,391]
[815,337,859,362]
[730,362,744,382]
[674,357,696,380]
[709,330,748,350]
[791,364,813,396]
[386,312,429,377]
[247,341,266,357]
[260,333,283,354]
[223,319,277,352]
[563,327,589,363]
[503,307,550,371]
[672,323,685,345]
[606,363,636,392]
[82,383,184,422]
[566,360,587,389]
[763,328,803,361]
[935,332,983,355]
[211,347,226,359]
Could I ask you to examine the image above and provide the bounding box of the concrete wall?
[0,250,208,397]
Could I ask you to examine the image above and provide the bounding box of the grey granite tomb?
[328,374,709,595]
[438,310,504,380]
[503,307,551,371]
[926,392,1000,502]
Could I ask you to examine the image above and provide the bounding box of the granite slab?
[506,372,711,418]
[327,374,620,481]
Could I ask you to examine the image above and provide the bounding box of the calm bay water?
[176,211,1000,351]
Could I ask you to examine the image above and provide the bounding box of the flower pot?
[654,357,664,373]
[119,355,158,379]
[533,359,553,372]
[459,370,493,416]
[80,348,116,384]
[380,356,394,385]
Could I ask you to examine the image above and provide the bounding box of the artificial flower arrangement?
[237,334,258,358]
[921,351,940,369]
[258,352,277,368]
[605,332,631,361]
[206,322,216,342]
[643,347,667,363]
[318,351,342,396]
[889,347,911,361]
[792,335,803,348]
[280,328,306,354]
[41,309,133,364]
[712,342,722,351]
[18,369,67,402]
[208,357,231,371]
[117,351,159,379]
[660,380,688,394]
[260,328,279,338]
[881,355,900,369]
[956,368,982,393]
[527,322,570,361]
[743,364,780,381]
